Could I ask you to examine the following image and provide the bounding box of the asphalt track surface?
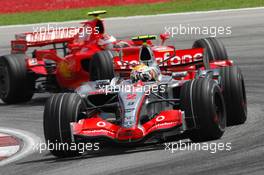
[0,8,264,175]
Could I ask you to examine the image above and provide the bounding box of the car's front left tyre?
[180,78,226,142]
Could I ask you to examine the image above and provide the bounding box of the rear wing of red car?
[11,27,78,54]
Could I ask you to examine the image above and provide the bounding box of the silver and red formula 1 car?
[43,36,247,157]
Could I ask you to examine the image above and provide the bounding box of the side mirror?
[172,71,188,79]
[160,33,170,45]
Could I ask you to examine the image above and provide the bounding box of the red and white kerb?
[0,133,20,161]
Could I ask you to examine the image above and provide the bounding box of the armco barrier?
[0,0,168,14]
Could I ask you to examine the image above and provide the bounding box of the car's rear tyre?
[180,78,226,142]
[43,93,84,157]
[193,37,228,61]
[90,51,115,81]
[0,54,34,104]
[220,66,247,126]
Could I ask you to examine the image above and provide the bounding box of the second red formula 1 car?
[0,10,219,105]
[43,36,247,157]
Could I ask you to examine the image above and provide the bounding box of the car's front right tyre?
[43,93,84,157]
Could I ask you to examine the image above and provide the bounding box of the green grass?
[1,0,264,25]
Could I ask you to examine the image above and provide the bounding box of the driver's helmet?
[98,34,117,49]
[130,63,159,82]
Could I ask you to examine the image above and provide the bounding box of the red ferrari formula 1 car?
[0,10,229,105]
[43,36,247,157]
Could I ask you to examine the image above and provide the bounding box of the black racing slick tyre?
[180,78,226,142]
[193,37,228,61]
[90,51,115,81]
[220,66,247,126]
[0,54,34,104]
[43,93,84,157]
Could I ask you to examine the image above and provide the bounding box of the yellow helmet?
[130,64,149,82]
[132,64,148,72]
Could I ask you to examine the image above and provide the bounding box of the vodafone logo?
[97,121,106,127]
[156,116,165,122]
[115,52,203,69]
[157,53,203,66]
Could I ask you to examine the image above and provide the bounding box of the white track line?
[0,145,20,157]
[0,127,42,166]
[0,7,264,28]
